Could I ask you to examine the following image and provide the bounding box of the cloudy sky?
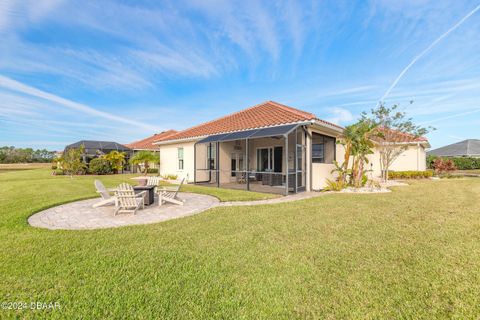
[0,0,479,150]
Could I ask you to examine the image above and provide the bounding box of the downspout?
[193,142,197,184]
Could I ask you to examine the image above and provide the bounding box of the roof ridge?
[266,100,317,118]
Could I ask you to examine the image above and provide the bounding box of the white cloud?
[0,75,159,132]
[325,107,354,125]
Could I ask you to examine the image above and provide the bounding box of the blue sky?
[0,0,479,150]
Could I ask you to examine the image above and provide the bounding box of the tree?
[59,145,86,177]
[129,151,159,175]
[102,151,126,174]
[363,102,432,181]
[335,119,377,188]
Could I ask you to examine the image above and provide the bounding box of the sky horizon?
[1,0,479,151]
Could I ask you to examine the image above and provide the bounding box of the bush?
[53,169,65,176]
[428,155,480,170]
[388,171,433,179]
[146,168,158,174]
[162,174,178,180]
[88,158,112,175]
[432,158,456,174]
[323,179,344,191]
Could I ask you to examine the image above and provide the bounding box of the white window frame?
[256,147,275,172]
[177,147,184,171]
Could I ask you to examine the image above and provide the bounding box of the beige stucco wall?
[365,144,427,177]
[158,141,195,182]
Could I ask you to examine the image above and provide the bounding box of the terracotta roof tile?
[127,130,177,150]
[161,101,340,142]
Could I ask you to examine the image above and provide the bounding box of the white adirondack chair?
[92,179,117,208]
[114,183,146,216]
[157,178,185,206]
[146,176,162,191]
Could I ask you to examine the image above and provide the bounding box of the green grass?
[1,169,479,318]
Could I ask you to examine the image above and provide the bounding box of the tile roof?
[159,101,341,142]
[372,127,429,143]
[126,130,177,150]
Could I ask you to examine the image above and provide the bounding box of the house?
[427,139,480,158]
[126,130,178,173]
[154,101,429,194]
[126,130,177,151]
[64,140,132,165]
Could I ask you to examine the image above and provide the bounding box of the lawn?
[0,169,479,319]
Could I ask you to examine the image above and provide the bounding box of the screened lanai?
[193,124,307,195]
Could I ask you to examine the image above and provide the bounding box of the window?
[207,144,216,170]
[312,133,335,163]
[177,147,184,170]
[257,147,273,172]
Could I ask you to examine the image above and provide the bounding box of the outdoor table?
[133,185,155,206]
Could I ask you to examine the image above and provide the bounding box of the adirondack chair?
[114,183,146,216]
[92,179,117,208]
[146,176,162,191]
[157,178,185,206]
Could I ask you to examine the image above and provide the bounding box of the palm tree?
[129,151,159,175]
[102,151,126,174]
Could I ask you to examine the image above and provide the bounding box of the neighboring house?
[64,140,132,167]
[367,128,430,176]
[154,101,429,194]
[126,130,177,151]
[427,139,480,158]
[126,130,177,173]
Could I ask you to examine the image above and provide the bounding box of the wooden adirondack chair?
[157,178,185,206]
[92,179,117,208]
[114,183,146,216]
[146,176,162,191]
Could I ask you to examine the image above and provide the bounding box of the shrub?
[53,169,65,176]
[88,158,112,175]
[162,174,178,180]
[428,155,480,170]
[323,179,344,191]
[146,168,158,174]
[432,158,456,174]
[388,171,433,179]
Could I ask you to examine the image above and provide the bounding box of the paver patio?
[28,191,331,230]
[28,192,219,230]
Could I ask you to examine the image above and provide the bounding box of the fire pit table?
[133,185,155,206]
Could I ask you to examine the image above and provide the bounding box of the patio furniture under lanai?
[193,124,308,195]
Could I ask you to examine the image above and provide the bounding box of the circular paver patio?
[28,192,219,230]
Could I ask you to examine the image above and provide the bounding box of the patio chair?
[157,177,185,206]
[92,179,117,208]
[114,183,146,216]
[146,176,163,191]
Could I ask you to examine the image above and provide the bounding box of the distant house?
[153,101,429,194]
[428,139,480,157]
[64,140,132,166]
[126,130,177,151]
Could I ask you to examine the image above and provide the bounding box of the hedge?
[427,155,480,170]
[146,168,158,174]
[388,171,433,179]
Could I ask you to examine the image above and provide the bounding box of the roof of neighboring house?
[126,130,178,150]
[372,127,429,144]
[157,101,342,143]
[427,139,480,157]
[64,140,131,154]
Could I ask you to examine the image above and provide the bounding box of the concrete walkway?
[28,191,326,230]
